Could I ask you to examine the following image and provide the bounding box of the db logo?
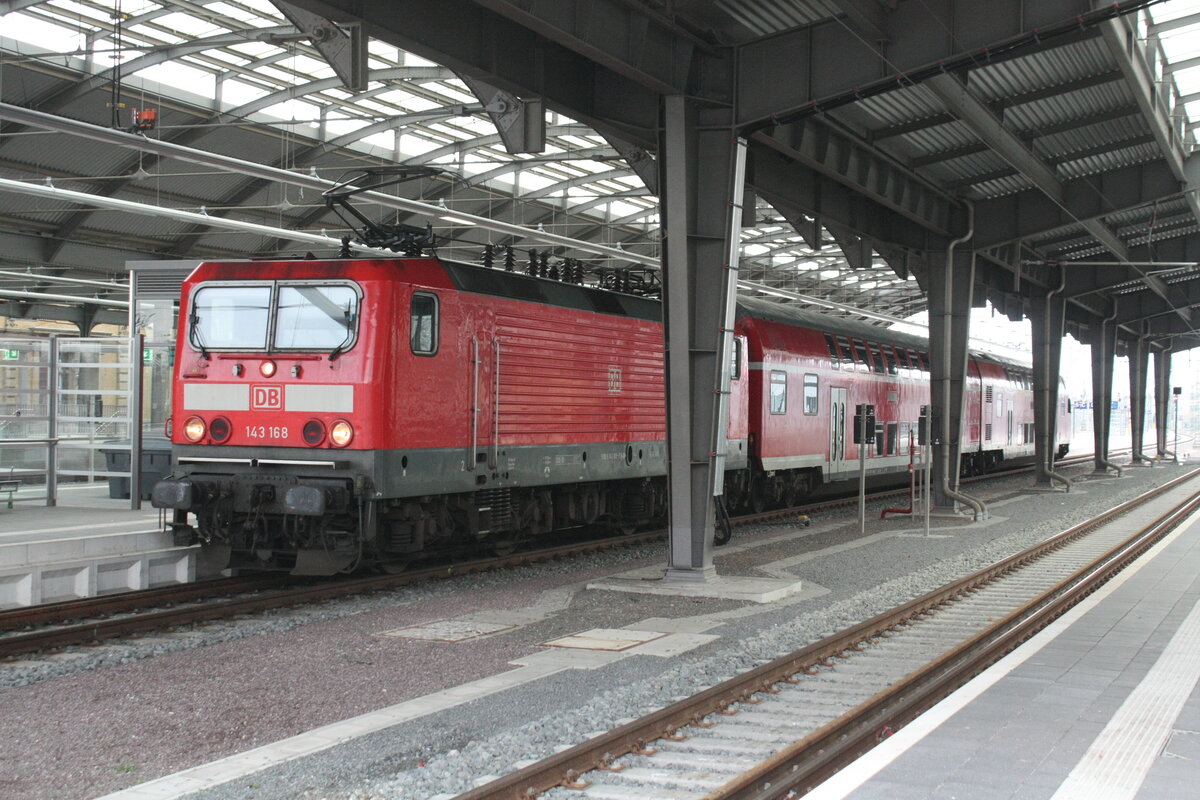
[251,385,282,410]
[607,366,622,394]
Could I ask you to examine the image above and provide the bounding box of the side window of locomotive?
[730,338,742,379]
[190,285,270,350]
[410,292,439,356]
[274,284,359,350]
[770,370,787,414]
[803,374,818,415]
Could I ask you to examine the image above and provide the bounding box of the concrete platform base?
[0,531,199,608]
[588,565,806,603]
[0,485,213,608]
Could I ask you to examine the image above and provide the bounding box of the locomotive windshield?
[190,285,270,350]
[274,285,358,350]
[188,281,359,353]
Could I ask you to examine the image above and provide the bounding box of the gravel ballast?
[0,461,1187,800]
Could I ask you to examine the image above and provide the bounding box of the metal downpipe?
[1096,304,1123,476]
[940,202,987,520]
[1039,270,1072,491]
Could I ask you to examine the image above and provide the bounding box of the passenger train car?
[152,256,1070,574]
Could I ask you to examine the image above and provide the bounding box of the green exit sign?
[143,348,152,363]
[2,349,18,360]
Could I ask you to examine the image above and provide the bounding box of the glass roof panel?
[0,0,936,319]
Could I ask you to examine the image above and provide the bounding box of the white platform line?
[1050,595,1200,800]
[11,519,160,536]
[92,662,569,800]
[804,509,1200,800]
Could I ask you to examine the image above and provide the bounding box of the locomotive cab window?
[274,284,359,351]
[770,370,787,414]
[803,373,818,415]
[410,292,439,355]
[730,338,742,379]
[190,284,270,351]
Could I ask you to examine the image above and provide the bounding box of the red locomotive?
[152,256,1070,574]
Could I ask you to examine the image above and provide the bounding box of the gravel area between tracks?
[0,462,1189,800]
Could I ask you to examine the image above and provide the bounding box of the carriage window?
[274,284,359,350]
[190,284,270,351]
[852,339,870,372]
[887,422,898,455]
[867,343,886,375]
[770,370,787,414]
[823,333,840,369]
[803,374,818,415]
[836,335,853,370]
[883,345,898,376]
[410,292,439,355]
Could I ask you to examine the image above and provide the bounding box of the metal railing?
[0,335,150,509]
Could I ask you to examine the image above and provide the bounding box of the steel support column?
[1127,336,1151,463]
[926,249,974,511]
[1029,285,1069,488]
[1089,321,1117,473]
[659,95,740,582]
[1154,345,1173,457]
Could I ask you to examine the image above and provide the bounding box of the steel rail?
[450,467,1200,800]
[711,476,1200,799]
[0,454,1138,657]
[0,576,284,633]
[0,528,666,659]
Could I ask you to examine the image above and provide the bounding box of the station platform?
[810,495,1200,800]
[0,484,207,608]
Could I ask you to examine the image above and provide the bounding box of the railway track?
[449,467,1200,800]
[0,454,1129,661]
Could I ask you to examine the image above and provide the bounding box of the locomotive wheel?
[490,535,519,557]
[750,481,769,514]
[380,559,410,574]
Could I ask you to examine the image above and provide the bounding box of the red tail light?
[209,416,231,443]
[302,419,326,446]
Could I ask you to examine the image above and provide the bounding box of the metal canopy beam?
[1100,17,1200,235]
[755,117,959,237]
[284,0,692,148]
[269,1,368,90]
[973,158,1188,248]
[734,0,1150,128]
[925,72,1138,268]
[748,142,951,252]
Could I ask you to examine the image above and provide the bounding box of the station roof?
[1,1,1198,345]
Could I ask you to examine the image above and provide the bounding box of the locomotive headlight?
[259,359,277,377]
[183,416,207,442]
[330,420,354,447]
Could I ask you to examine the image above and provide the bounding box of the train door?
[830,387,848,474]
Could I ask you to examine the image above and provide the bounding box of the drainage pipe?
[939,202,986,520]
[1039,269,1072,491]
